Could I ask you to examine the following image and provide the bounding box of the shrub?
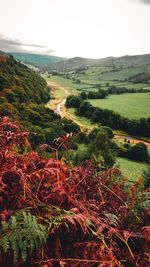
[0,117,149,267]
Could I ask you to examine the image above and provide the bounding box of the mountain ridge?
[8,52,67,67]
[47,53,150,71]
[1,50,150,70]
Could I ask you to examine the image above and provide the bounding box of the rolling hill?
[9,52,67,67]
[47,54,150,71]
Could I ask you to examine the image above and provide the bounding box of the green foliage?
[81,89,108,99]
[66,94,150,137]
[72,127,117,168]
[128,142,149,162]
[116,157,149,182]
[0,211,47,262]
[89,93,150,120]
[0,56,80,148]
[0,56,50,104]
[10,52,65,67]
[142,166,150,188]
[65,95,82,108]
[88,129,117,167]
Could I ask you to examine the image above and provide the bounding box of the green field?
[74,65,150,89]
[116,157,149,182]
[47,64,150,95]
[89,93,150,119]
[48,75,92,93]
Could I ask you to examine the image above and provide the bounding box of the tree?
[128,142,149,162]
[88,128,116,168]
[80,91,87,100]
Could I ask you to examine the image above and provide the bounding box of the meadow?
[89,93,150,119]
[48,75,91,93]
[74,65,150,89]
[116,157,149,182]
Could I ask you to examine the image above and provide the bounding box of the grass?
[75,65,150,90]
[65,108,95,131]
[43,68,150,181]
[116,157,149,182]
[89,93,150,119]
[98,65,148,81]
[48,76,91,94]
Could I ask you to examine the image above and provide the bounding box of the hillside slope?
[0,55,80,147]
[9,52,67,67]
[47,54,150,71]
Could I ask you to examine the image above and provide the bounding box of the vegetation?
[0,117,149,267]
[89,93,150,119]
[10,52,66,68]
[65,95,150,137]
[0,52,150,267]
[44,54,150,72]
[116,157,149,181]
[72,126,117,168]
[119,142,149,162]
[142,166,150,189]
[47,58,150,93]
[0,55,80,148]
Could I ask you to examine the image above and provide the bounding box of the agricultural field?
[47,63,150,96]
[116,157,149,182]
[71,64,150,89]
[47,75,92,93]
[89,93,150,119]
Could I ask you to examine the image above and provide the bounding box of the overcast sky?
[0,0,150,58]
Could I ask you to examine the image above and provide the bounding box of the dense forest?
[0,55,80,148]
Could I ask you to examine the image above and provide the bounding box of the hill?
[0,50,7,55]
[0,55,79,148]
[47,54,150,71]
[9,52,67,67]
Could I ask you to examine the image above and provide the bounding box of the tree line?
[65,95,150,137]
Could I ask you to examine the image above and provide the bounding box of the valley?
[1,0,150,265]
[0,51,150,267]
[43,58,150,181]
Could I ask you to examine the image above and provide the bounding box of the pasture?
[116,157,149,182]
[89,93,150,119]
[76,64,150,89]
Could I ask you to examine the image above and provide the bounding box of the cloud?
[132,0,150,4]
[0,34,55,54]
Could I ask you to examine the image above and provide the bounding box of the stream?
[56,98,66,114]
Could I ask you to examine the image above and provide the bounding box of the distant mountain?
[0,50,7,55]
[47,57,96,71]
[113,54,150,66]
[9,52,67,67]
[47,54,150,71]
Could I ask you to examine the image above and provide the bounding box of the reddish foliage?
[0,117,149,267]
[0,55,7,62]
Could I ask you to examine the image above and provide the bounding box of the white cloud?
[0,0,150,58]
[0,34,55,54]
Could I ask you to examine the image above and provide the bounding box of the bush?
[142,167,150,188]
[0,117,149,267]
[128,142,149,162]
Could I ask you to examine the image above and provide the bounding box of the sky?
[0,0,150,58]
